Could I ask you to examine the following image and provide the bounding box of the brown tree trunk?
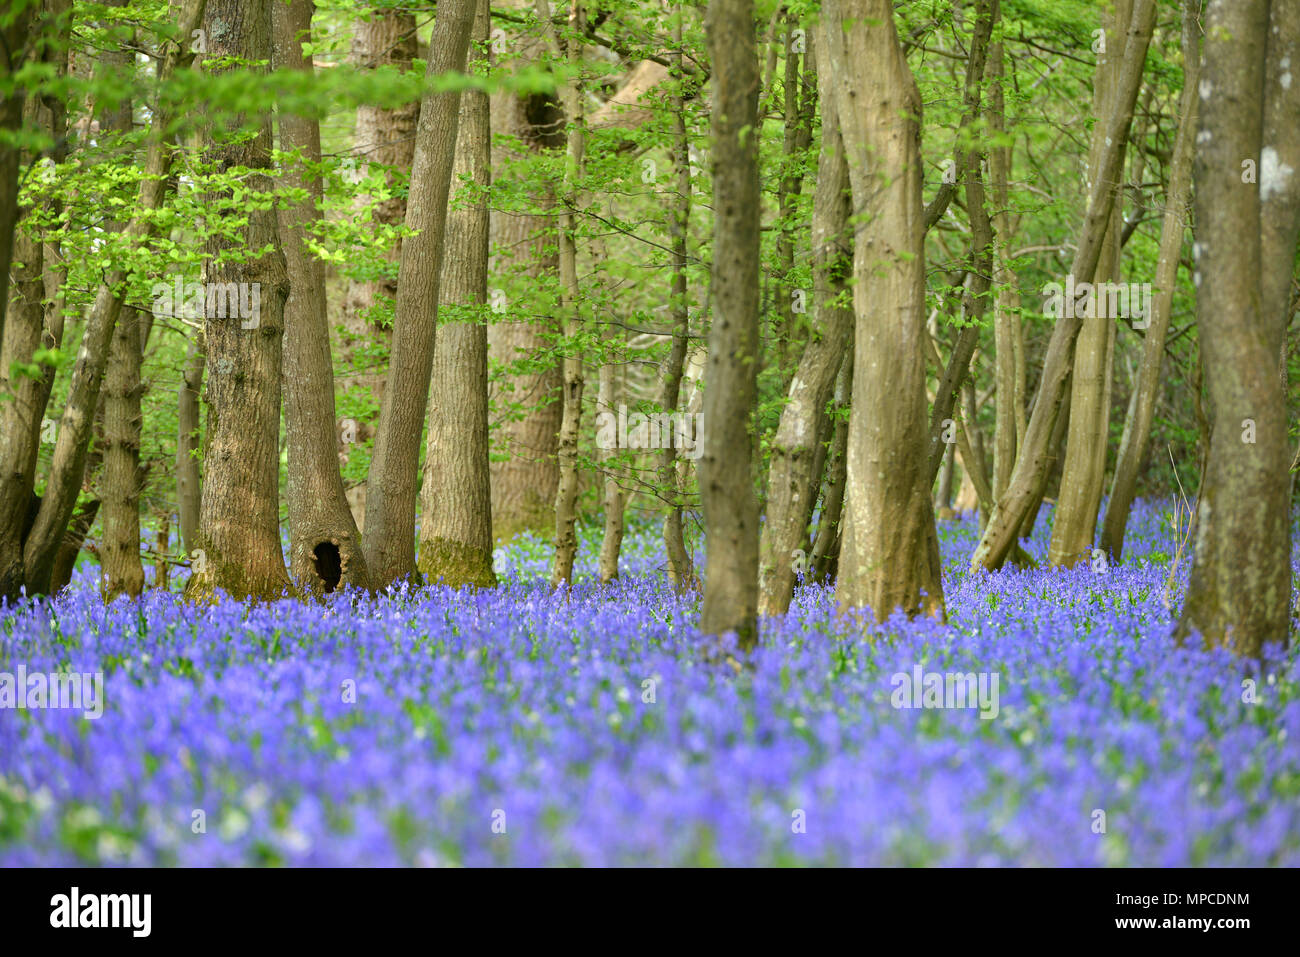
[274,0,370,596]
[1101,0,1200,559]
[659,5,694,592]
[757,57,851,618]
[810,348,851,583]
[1176,0,1299,657]
[487,32,564,541]
[970,0,1156,573]
[1048,0,1133,567]
[361,0,474,588]
[822,0,945,622]
[699,0,761,648]
[544,0,588,588]
[186,0,292,602]
[0,2,40,349]
[176,335,204,559]
[99,12,145,601]
[596,348,625,583]
[338,4,418,449]
[418,0,496,590]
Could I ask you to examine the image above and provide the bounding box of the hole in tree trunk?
[313,542,342,593]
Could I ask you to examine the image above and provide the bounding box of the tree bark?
[757,56,851,618]
[418,0,496,589]
[969,0,1156,573]
[186,0,292,602]
[1100,0,1199,559]
[823,0,945,622]
[1048,0,1133,567]
[176,335,204,559]
[543,0,588,589]
[361,0,474,588]
[274,0,370,596]
[1176,0,1299,657]
[699,0,761,648]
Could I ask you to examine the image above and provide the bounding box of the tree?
[361,0,475,588]
[698,0,761,648]
[821,0,945,622]
[418,0,497,589]
[187,0,291,602]
[274,0,370,596]
[1175,0,1300,657]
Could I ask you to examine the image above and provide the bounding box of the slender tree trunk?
[0,2,40,349]
[810,348,851,583]
[970,0,1156,572]
[757,57,851,617]
[339,3,418,461]
[1176,0,1297,658]
[596,349,625,583]
[987,30,1022,501]
[823,0,945,622]
[99,12,145,600]
[186,0,291,602]
[1101,0,1200,559]
[274,0,370,596]
[176,335,204,559]
[544,0,588,588]
[1049,0,1133,567]
[418,0,496,589]
[361,0,474,588]
[660,4,694,592]
[699,0,761,648]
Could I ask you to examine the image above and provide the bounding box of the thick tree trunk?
[596,351,625,583]
[970,0,1156,573]
[0,3,40,349]
[361,0,474,588]
[418,0,496,590]
[1100,0,1199,559]
[1176,0,1299,657]
[274,0,370,597]
[822,0,945,622]
[757,59,851,618]
[487,34,564,541]
[187,0,291,602]
[699,0,761,648]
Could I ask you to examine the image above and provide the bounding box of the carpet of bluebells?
[1,498,1298,866]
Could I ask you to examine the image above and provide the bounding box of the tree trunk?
[418,0,496,590]
[969,0,1156,573]
[274,0,370,597]
[1176,0,1299,657]
[659,4,694,593]
[176,335,204,559]
[544,0,588,589]
[596,348,625,583]
[757,55,851,617]
[338,4,418,444]
[0,2,40,349]
[1100,0,1199,559]
[361,0,474,588]
[699,0,761,648]
[810,348,851,583]
[822,0,945,622]
[487,36,565,541]
[186,0,292,602]
[99,12,145,601]
[1048,0,1133,567]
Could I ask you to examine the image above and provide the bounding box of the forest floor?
[1,498,1297,865]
